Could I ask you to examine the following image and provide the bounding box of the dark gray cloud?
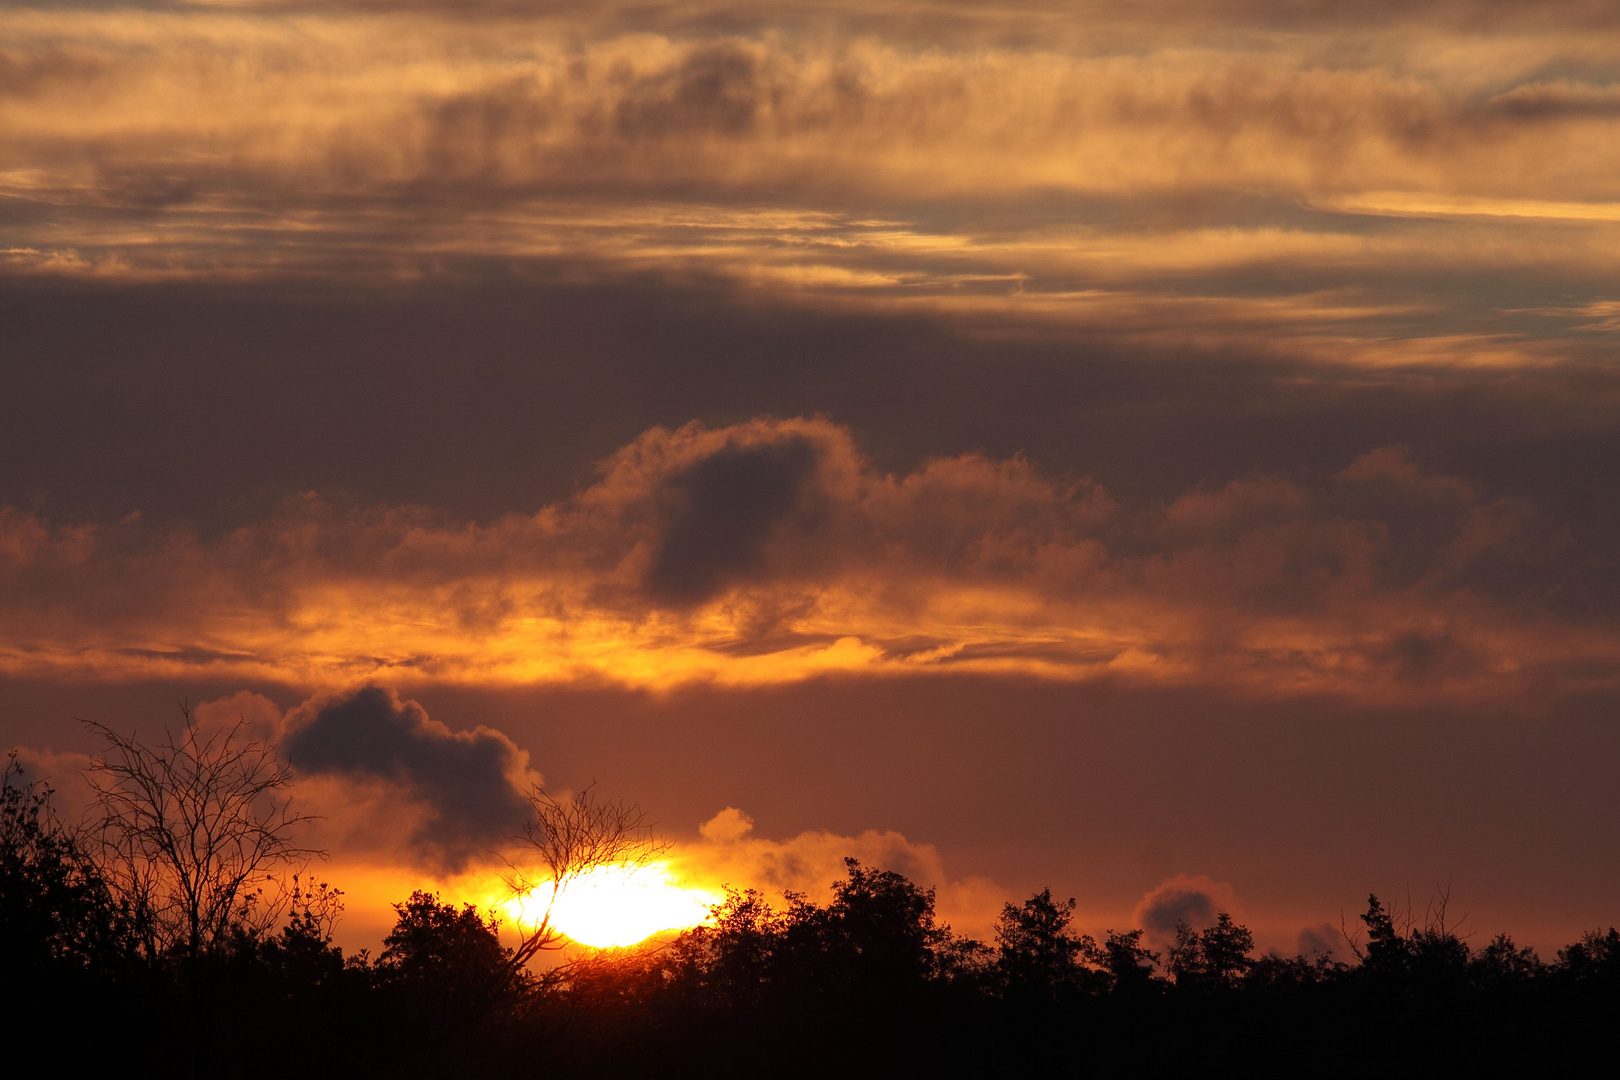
[1485,82,1620,121]
[1135,877,1223,953]
[282,685,534,871]
[1297,922,1351,961]
[614,44,768,139]
[644,434,824,605]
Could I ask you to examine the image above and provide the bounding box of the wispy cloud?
[3,5,1619,365]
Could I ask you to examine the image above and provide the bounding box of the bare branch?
[81,705,322,964]
[1338,909,1365,961]
[499,782,669,973]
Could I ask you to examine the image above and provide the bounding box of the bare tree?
[500,784,667,973]
[83,704,319,965]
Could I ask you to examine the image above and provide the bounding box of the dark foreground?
[7,757,1620,1076]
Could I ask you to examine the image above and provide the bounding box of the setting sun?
[506,863,720,949]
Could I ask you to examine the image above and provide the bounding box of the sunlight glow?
[508,862,720,949]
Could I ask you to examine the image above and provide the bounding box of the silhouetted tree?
[671,886,787,1008]
[1166,912,1254,991]
[1244,950,1342,993]
[378,890,524,1026]
[1470,933,1540,988]
[1356,893,1408,977]
[994,888,1096,1000]
[780,858,953,1003]
[1556,928,1620,987]
[83,707,317,968]
[1097,928,1162,995]
[1352,892,1472,998]
[554,940,674,1018]
[0,753,131,982]
[256,875,347,996]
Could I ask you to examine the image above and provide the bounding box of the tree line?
[4,717,1618,1076]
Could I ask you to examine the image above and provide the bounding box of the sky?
[3,0,1620,956]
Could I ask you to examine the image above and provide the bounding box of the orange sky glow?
[5,0,1620,957]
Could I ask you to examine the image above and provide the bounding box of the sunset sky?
[4,0,1620,955]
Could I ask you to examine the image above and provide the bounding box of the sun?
[507,862,720,949]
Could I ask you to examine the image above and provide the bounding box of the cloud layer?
[3,2,1620,366]
[0,416,1611,700]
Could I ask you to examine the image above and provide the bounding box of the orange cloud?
[0,417,1611,702]
[2,6,1619,367]
[667,806,1006,940]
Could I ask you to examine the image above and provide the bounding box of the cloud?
[1,14,1609,204]
[1485,81,1620,122]
[1,6,1619,369]
[1296,921,1354,962]
[192,689,285,742]
[574,416,1113,610]
[1133,874,1239,953]
[612,42,770,139]
[6,745,97,826]
[671,805,1004,938]
[281,685,538,872]
[0,416,1612,698]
